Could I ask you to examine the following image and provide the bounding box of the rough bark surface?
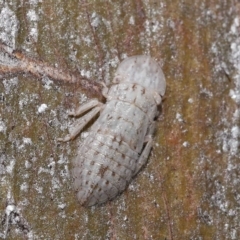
[0,0,239,239]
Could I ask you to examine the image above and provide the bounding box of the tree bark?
[0,0,239,239]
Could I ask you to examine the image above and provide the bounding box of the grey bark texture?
[0,0,239,239]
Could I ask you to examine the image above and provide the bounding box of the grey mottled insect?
[58,55,166,206]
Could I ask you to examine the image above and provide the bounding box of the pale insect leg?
[68,99,100,117]
[58,100,103,142]
[133,122,156,176]
[133,136,153,176]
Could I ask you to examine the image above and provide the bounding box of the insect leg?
[133,121,156,175]
[133,136,153,176]
[68,99,100,117]
[58,104,103,142]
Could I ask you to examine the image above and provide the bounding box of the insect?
[58,55,166,206]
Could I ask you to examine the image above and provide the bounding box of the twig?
[0,42,103,100]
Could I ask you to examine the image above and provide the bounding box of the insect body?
[59,55,166,206]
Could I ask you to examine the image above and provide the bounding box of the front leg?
[68,99,100,117]
[58,100,103,142]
